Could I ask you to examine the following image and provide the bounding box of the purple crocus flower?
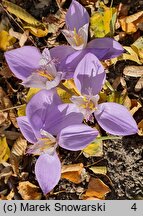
[4,47,63,90]
[71,52,138,136]
[50,0,124,77]
[17,89,98,194]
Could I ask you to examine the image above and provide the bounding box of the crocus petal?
[78,23,89,47]
[71,94,99,121]
[35,153,61,194]
[17,116,37,143]
[66,0,89,31]
[58,124,98,151]
[22,73,47,89]
[74,52,105,95]
[5,46,41,80]
[40,48,57,77]
[94,102,138,136]
[87,38,124,60]
[45,72,63,90]
[50,45,75,78]
[26,89,61,137]
[62,23,88,50]
[42,103,84,136]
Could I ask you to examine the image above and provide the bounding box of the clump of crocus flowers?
[5,0,138,195]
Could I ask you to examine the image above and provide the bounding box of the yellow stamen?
[73,28,84,46]
[38,70,54,81]
[39,137,56,150]
[80,97,96,111]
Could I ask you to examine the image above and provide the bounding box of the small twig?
[0,104,25,112]
[85,158,104,168]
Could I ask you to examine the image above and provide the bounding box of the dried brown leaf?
[84,177,111,199]
[3,131,21,140]
[0,66,13,78]
[138,119,143,136]
[130,99,142,116]
[123,66,143,77]
[61,163,85,184]
[123,95,132,110]
[0,163,12,183]
[0,87,18,128]
[126,11,143,23]
[9,28,29,47]
[6,189,14,200]
[135,76,143,92]
[119,11,143,34]
[10,137,27,175]
[17,181,42,200]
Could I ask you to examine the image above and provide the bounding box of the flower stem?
[58,82,74,96]
[96,136,122,141]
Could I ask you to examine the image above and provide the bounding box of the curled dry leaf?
[17,181,42,200]
[83,177,110,199]
[130,99,142,116]
[61,163,85,184]
[10,137,27,175]
[138,119,143,136]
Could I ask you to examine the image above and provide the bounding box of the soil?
[0,0,143,200]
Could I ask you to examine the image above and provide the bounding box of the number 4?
[131,203,137,211]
